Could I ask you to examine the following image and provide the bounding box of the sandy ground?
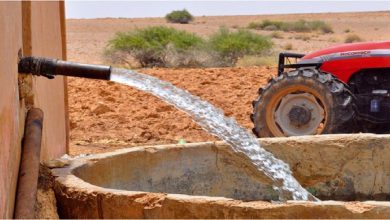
[67,11,390,155]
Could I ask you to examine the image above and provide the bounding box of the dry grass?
[345,34,363,43]
[283,43,293,50]
[236,55,278,67]
[269,31,284,39]
[328,37,340,43]
[344,28,351,33]
[294,34,311,41]
[248,19,333,34]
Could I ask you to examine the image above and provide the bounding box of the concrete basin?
[53,134,390,218]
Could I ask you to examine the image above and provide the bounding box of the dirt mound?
[35,165,59,219]
[68,66,275,155]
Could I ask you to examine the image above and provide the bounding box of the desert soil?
[67,11,390,155]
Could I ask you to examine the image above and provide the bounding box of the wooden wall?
[0,1,67,218]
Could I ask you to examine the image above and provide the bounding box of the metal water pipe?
[14,108,43,219]
[18,56,112,80]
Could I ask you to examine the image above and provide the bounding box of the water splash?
[110,68,318,201]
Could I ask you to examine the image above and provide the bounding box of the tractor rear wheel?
[251,68,356,137]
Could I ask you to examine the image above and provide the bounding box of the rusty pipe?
[18,56,111,80]
[14,108,44,219]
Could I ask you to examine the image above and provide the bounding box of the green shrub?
[344,34,363,43]
[209,28,272,64]
[165,9,194,24]
[248,20,284,30]
[106,26,274,67]
[106,26,203,67]
[163,44,228,67]
[247,22,259,29]
[248,19,333,34]
[305,20,333,33]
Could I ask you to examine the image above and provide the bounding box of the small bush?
[283,43,293,50]
[209,28,272,64]
[294,34,311,41]
[344,28,351,33]
[328,37,339,43]
[165,9,194,24]
[248,19,333,34]
[270,31,284,39]
[310,20,333,34]
[248,20,284,30]
[344,34,363,43]
[237,55,278,67]
[106,26,203,67]
[163,43,227,67]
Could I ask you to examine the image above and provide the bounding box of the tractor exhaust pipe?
[18,56,111,80]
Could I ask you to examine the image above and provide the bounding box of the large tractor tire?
[251,68,356,137]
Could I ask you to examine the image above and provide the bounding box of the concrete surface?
[53,134,390,218]
[27,1,68,161]
[0,2,24,217]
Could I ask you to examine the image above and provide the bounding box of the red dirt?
[68,66,275,155]
[67,11,390,155]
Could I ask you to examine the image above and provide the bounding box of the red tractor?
[251,41,390,137]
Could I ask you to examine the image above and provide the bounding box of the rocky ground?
[66,11,390,155]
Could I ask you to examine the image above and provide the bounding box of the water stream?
[110,68,318,201]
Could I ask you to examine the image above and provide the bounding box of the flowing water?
[110,68,318,201]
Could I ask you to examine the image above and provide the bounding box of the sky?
[65,1,390,19]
